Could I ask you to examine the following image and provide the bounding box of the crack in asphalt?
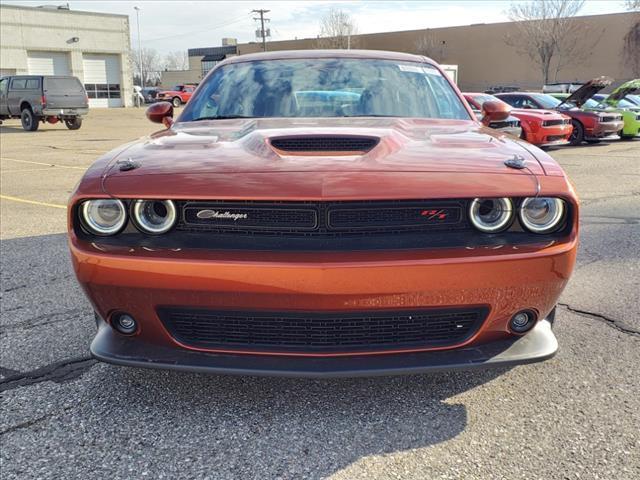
[0,356,96,393]
[558,303,640,337]
[0,308,87,332]
[0,406,73,436]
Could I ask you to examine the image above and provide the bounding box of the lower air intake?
[158,307,488,354]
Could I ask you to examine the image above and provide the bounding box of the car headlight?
[80,199,127,236]
[469,197,514,233]
[132,199,177,234]
[519,197,565,233]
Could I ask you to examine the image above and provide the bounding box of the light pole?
[342,22,351,50]
[134,6,143,87]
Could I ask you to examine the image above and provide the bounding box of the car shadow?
[99,363,506,478]
[0,123,71,134]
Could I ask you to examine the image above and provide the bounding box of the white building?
[0,4,134,107]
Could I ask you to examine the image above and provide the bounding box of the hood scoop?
[270,135,380,154]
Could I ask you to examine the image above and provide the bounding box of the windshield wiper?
[191,115,256,121]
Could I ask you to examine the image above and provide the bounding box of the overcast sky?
[1,0,630,52]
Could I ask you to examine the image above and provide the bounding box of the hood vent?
[270,135,380,153]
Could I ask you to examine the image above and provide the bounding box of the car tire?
[172,97,182,108]
[64,118,83,130]
[569,120,584,146]
[21,107,39,131]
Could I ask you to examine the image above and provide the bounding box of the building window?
[201,60,218,76]
[85,83,121,99]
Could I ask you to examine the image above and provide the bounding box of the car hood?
[559,76,613,108]
[606,79,640,106]
[95,118,550,185]
[511,108,567,119]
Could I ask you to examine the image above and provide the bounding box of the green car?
[550,82,640,140]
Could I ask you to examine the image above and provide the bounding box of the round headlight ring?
[80,199,127,236]
[519,197,565,234]
[132,199,177,234]
[469,197,514,233]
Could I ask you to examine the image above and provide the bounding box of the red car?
[465,93,573,147]
[68,50,578,377]
[155,84,197,107]
[496,77,624,146]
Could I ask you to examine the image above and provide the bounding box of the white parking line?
[0,194,66,209]
[0,157,87,170]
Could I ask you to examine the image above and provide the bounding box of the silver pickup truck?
[0,75,89,131]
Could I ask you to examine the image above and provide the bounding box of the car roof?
[222,49,436,66]
[495,92,545,96]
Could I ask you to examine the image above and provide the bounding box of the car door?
[0,77,9,115]
[7,77,27,114]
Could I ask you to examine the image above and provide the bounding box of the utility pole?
[252,9,270,51]
[134,6,143,87]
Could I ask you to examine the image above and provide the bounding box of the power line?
[252,9,270,51]
[143,13,251,43]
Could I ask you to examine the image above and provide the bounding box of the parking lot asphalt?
[1,109,639,479]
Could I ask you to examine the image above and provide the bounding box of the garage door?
[27,52,70,76]
[82,54,122,108]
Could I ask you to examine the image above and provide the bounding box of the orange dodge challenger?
[68,50,578,377]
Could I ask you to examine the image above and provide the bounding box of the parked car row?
[466,77,639,146]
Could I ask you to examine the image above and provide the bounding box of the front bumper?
[91,318,558,377]
[586,121,624,139]
[525,124,572,146]
[71,232,576,376]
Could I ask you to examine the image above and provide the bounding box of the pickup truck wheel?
[172,97,182,108]
[569,120,583,146]
[64,118,83,130]
[21,108,39,131]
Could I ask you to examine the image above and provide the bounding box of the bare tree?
[316,8,359,49]
[505,0,599,84]
[130,47,162,86]
[551,18,604,81]
[623,17,640,76]
[625,0,640,11]
[164,50,189,71]
[414,30,444,62]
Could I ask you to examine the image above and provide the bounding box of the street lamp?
[134,6,143,87]
[342,22,351,50]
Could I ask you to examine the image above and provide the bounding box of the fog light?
[509,310,536,334]
[112,313,138,335]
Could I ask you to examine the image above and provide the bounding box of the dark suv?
[0,75,89,131]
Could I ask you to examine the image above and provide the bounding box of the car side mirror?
[481,100,511,125]
[146,101,174,128]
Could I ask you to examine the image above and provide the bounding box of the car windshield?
[531,94,563,109]
[180,58,471,121]
[626,94,640,106]
[617,98,637,108]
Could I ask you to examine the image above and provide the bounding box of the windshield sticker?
[398,64,441,76]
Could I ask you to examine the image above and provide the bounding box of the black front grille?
[490,120,519,129]
[600,116,619,123]
[158,307,488,353]
[177,200,467,237]
[270,136,379,152]
[542,119,568,127]
[545,135,567,142]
